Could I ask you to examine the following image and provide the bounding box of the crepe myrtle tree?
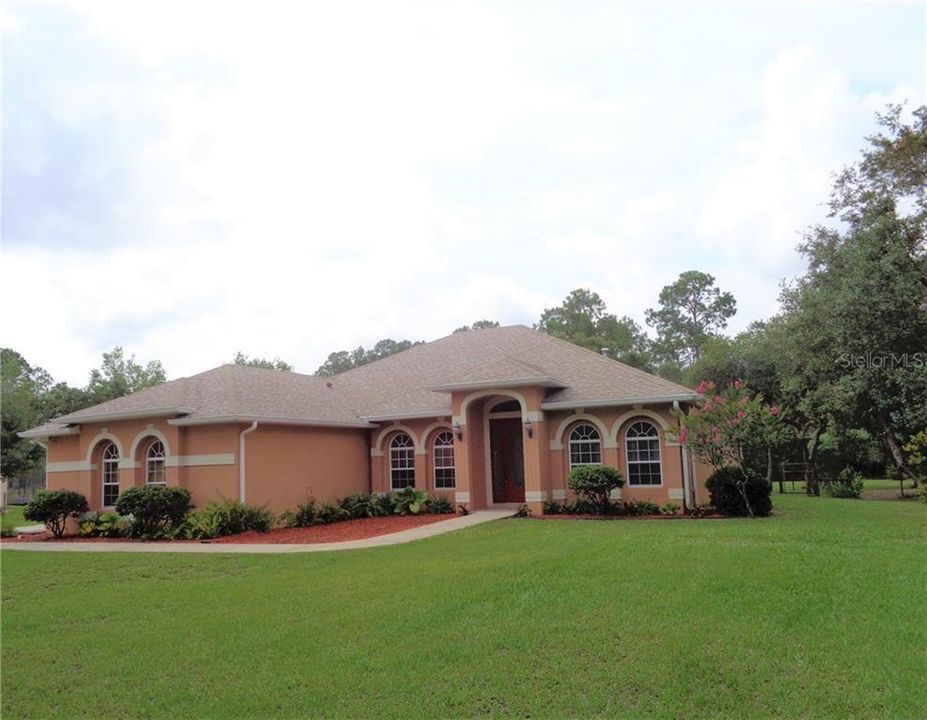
[677,380,781,518]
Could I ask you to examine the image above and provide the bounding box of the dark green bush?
[338,492,380,519]
[542,501,565,515]
[24,489,89,537]
[659,502,680,516]
[567,464,624,514]
[626,499,660,516]
[180,499,273,539]
[295,500,319,527]
[706,467,773,517]
[115,485,192,538]
[316,503,350,524]
[565,497,600,515]
[426,495,455,514]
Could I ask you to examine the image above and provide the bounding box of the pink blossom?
[734,380,743,390]
[770,405,780,416]
[736,410,746,421]
[696,381,708,394]
[678,428,688,444]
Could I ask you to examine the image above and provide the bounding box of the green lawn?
[1,506,32,532]
[2,493,925,719]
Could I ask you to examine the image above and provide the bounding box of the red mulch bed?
[535,513,728,521]
[1,514,454,545]
[213,514,452,544]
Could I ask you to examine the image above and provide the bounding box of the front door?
[490,417,525,504]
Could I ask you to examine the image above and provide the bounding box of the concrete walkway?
[0,509,514,554]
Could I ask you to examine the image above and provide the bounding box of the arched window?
[146,440,167,485]
[626,421,662,486]
[101,442,120,506]
[390,433,415,490]
[569,423,602,468]
[433,431,455,489]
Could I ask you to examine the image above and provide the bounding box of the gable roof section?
[21,326,696,436]
[29,365,374,434]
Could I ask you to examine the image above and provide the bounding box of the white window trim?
[101,443,120,507]
[146,440,167,485]
[389,433,416,491]
[625,420,664,487]
[568,423,603,469]
[432,430,456,489]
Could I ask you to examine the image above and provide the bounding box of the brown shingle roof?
[22,326,695,435]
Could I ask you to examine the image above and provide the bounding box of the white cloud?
[3,2,924,385]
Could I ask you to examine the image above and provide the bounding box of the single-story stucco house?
[20,325,712,514]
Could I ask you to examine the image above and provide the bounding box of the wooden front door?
[490,417,525,504]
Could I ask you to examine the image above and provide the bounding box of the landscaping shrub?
[79,512,129,538]
[295,500,319,527]
[338,492,383,519]
[426,495,455,514]
[565,497,601,515]
[180,500,273,539]
[823,471,865,499]
[372,493,394,516]
[115,485,192,538]
[23,489,89,538]
[542,501,565,515]
[391,486,428,515]
[514,504,532,518]
[276,510,297,528]
[626,499,660,516]
[316,503,350,524]
[659,502,680,516]
[567,464,624,514]
[706,467,773,517]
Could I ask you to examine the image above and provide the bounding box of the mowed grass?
[2,494,925,719]
[1,507,32,532]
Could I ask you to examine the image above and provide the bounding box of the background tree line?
[3,105,924,490]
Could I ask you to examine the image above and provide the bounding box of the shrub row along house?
[20,326,712,514]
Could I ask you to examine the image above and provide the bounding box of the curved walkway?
[0,509,514,554]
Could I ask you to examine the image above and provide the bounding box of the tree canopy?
[645,270,737,367]
[315,339,424,377]
[232,352,293,372]
[536,289,652,369]
[87,347,166,404]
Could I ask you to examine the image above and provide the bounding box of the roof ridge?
[530,327,694,393]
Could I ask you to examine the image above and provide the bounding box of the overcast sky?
[2,1,924,386]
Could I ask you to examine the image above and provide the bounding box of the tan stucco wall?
[43,419,368,514]
[243,424,369,513]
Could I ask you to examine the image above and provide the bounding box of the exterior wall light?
[452,420,463,440]
[524,419,533,438]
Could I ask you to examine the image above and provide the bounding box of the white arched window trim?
[625,420,663,486]
[146,440,167,485]
[433,430,456,489]
[568,423,602,468]
[389,433,416,490]
[101,442,120,506]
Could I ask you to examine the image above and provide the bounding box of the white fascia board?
[359,410,452,422]
[540,393,698,411]
[167,415,375,429]
[61,407,194,424]
[426,377,566,392]
[19,425,81,439]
